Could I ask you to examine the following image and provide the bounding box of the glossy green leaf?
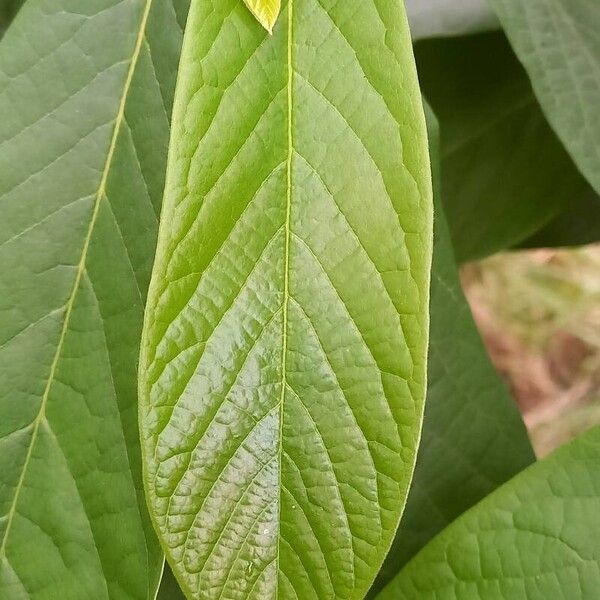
[416,32,594,263]
[490,0,600,195]
[243,0,281,33]
[406,0,498,40]
[368,105,534,597]
[0,0,187,597]
[379,425,600,599]
[139,0,433,598]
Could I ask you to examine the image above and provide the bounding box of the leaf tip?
[243,1,280,34]
[258,14,277,34]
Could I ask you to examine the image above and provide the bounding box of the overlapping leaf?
[416,32,594,263]
[491,0,600,195]
[0,0,187,596]
[139,0,432,598]
[379,425,600,599]
[243,0,281,33]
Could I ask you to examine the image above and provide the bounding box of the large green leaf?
[406,0,498,40]
[0,1,187,597]
[490,0,600,195]
[416,31,594,263]
[368,105,534,597]
[378,425,600,599]
[139,0,433,598]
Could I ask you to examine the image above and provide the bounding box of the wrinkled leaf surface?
[140,1,432,598]
[379,425,600,599]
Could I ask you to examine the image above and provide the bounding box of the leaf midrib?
[274,0,294,594]
[0,0,154,560]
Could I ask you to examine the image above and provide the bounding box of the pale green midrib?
[275,0,293,596]
[0,0,154,561]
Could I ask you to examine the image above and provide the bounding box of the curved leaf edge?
[139,1,433,598]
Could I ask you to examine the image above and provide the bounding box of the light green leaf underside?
[0,0,186,597]
[243,0,281,33]
[139,0,432,599]
[490,0,600,196]
[368,106,534,596]
[379,425,600,599]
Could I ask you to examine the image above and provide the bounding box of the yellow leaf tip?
[258,15,276,34]
[242,0,279,34]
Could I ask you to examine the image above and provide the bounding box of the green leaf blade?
[416,32,594,263]
[0,0,187,596]
[140,0,433,598]
[379,426,600,599]
[490,0,600,195]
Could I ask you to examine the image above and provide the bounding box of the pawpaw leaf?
[379,425,600,599]
[0,1,186,596]
[416,32,594,263]
[490,0,600,196]
[139,0,433,598]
